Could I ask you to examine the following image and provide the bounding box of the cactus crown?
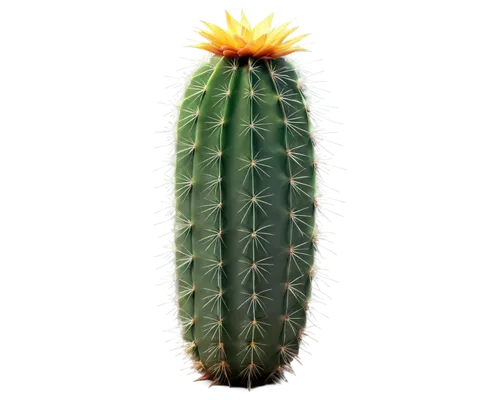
[190,10,310,59]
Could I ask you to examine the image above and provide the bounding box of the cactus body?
[174,55,316,388]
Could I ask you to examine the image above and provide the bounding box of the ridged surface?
[174,55,316,388]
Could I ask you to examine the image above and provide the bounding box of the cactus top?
[189,11,310,59]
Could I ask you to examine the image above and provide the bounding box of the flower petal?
[254,33,268,48]
[272,25,299,45]
[238,45,253,57]
[241,26,253,42]
[238,8,251,29]
[199,18,225,35]
[197,31,221,46]
[200,20,236,46]
[232,34,247,47]
[253,11,276,37]
[187,43,223,55]
[222,49,239,57]
[223,8,241,35]
[252,45,274,58]
[272,46,309,58]
[267,21,292,42]
[276,33,310,50]
[220,44,238,52]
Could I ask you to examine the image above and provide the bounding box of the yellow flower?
[189,11,310,59]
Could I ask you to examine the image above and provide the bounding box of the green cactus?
[173,11,318,389]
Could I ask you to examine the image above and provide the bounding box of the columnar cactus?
[174,11,317,389]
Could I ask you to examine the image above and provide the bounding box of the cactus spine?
[174,54,316,389]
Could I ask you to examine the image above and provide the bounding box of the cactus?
[174,11,317,389]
